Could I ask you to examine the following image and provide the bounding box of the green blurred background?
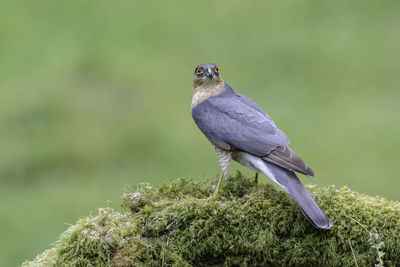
[1,0,399,265]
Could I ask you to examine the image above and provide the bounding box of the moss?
[23,173,400,266]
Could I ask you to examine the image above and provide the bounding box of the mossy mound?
[23,173,400,266]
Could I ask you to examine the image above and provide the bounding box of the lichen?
[23,173,400,266]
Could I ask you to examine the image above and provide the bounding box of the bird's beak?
[206,69,213,79]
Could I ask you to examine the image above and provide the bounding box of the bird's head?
[192,63,223,89]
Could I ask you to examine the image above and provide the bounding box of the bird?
[191,63,332,230]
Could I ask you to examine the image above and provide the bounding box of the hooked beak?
[206,68,213,79]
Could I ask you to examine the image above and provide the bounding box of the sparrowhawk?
[191,63,332,230]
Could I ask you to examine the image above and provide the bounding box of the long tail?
[238,153,332,229]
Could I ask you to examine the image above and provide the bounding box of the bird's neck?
[191,79,224,108]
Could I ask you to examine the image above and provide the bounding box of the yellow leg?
[213,172,224,197]
[255,173,258,184]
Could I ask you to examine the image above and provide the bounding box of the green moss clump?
[23,173,400,266]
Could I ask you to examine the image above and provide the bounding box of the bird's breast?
[191,82,224,108]
[192,90,211,108]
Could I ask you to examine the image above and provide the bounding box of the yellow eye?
[215,67,219,73]
[196,68,203,75]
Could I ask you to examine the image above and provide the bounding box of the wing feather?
[263,146,315,176]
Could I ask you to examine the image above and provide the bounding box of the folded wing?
[192,85,289,156]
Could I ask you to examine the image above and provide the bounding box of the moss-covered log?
[23,173,400,266]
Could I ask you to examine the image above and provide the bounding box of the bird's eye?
[215,67,219,73]
[196,68,204,75]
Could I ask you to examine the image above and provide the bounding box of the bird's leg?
[254,172,259,184]
[213,172,224,197]
[212,145,232,197]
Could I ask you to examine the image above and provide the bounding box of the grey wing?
[192,90,289,156]
[231,89,278,128]
[230,85,314,176]
[263,146,315,176]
